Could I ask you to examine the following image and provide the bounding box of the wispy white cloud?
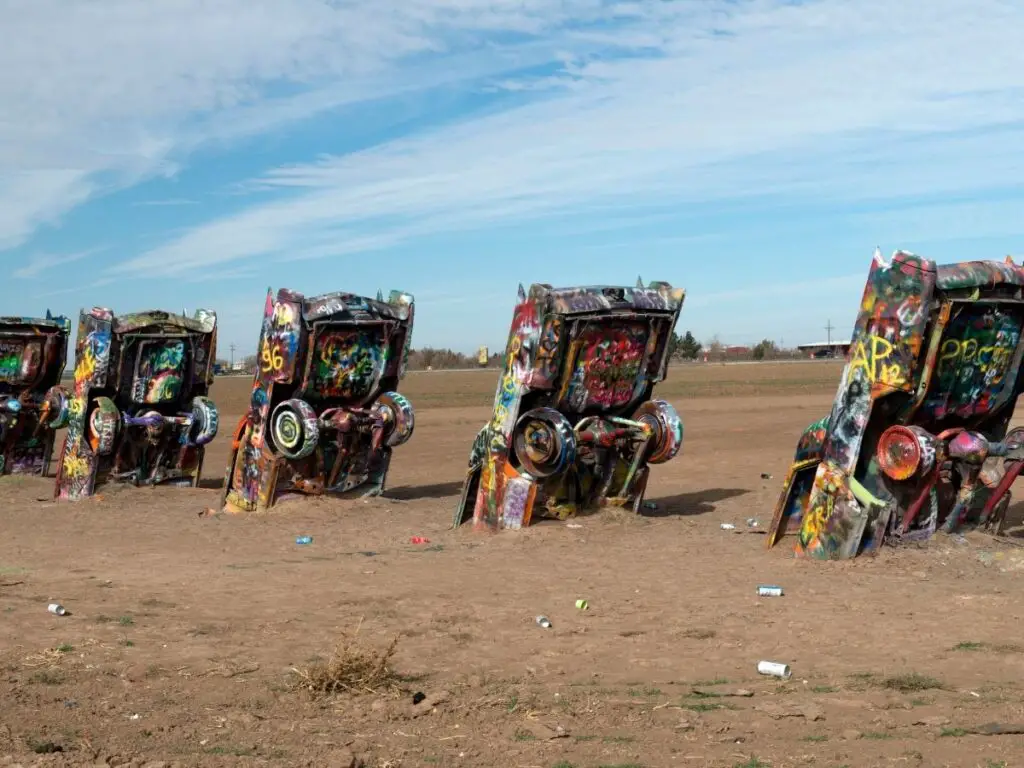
[32,276,114,299]
[131,198,198,207]
[6,0,1024,288]
[0,0,616,251]
[13,247,104,279]
[99,0,1024,277]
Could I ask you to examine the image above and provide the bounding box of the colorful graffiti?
[0,313,70,477]
[456,281,685,531]
[0,341,26,381]
[923,306,1023,418]
[769,250,1024,559]
[222,287,415,512]
[564,323,647,410]
[134,340,186,403]
[847,334,912,389]
[311,329,384,399]
[54,307,217,501]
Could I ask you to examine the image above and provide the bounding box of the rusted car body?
[0,311,71,477]
[222,288,415,512]
[454,280,685,530]
[768,250,1024,559]
[54,307,219,500]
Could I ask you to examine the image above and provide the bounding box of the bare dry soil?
[3,362,1024,768]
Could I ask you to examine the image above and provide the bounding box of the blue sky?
[3,0,1024,357]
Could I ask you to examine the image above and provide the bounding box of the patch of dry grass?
[291,624,401,697]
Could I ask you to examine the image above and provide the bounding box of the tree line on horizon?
[223,331,810,374]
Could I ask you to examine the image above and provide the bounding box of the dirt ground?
[4,361,1024,768]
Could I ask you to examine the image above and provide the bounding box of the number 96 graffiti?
[261,343,284,373]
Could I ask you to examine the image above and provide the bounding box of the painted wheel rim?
[270,398,319,460]
[634,399,683,465]
[274,410,302,450]
[189,396,219,446]
[513,407,575,478]
[88,397,120,455]
[375,392,415,447]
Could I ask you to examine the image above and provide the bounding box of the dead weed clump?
[292,627,401,698]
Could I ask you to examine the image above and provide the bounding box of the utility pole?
[229,343,236,368]
[824,320,834,346]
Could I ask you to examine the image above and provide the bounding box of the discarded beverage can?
[536,615,552,629]
[760,472,773,480]
[757,660,791,679]
[720,523,736,530]
[47,603,67,616]
[295,536,313,545]
[575,599,589,611]
[757,585,783,597]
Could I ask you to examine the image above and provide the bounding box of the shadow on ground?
[999,500,1024,538]
[645,487,750,517]
[386,481,465,501]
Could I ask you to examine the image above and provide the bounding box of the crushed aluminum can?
[47,603,67,616]
[760,472,773,480]
[720,523,736,530]
[757,585,784,597]
[757,660,791,679]
[575,599,589,611]
[746,518,760,528]
[536,615,552,629]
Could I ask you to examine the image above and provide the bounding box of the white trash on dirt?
[757,660,791,679]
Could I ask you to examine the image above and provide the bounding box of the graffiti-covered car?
[0,311,71,476]
[768,250,1024,559]
[454,280,685,530]
[221,288,415,512]
[54,307,219,500]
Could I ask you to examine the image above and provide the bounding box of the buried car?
[0,311,71,476]
[221,287,415,512]
[454,280,685,530]
[54,307,219,500]
[768,250,1024,559]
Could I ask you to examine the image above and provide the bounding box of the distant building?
[796,340,851,359]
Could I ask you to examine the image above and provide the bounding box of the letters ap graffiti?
[221,287,415,511]
[768,250,1024,559]
[454,279,685,530]
[54,307,220,500]
[0,311,71,477]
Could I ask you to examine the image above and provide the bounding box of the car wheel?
[189,396,219,446]
[633,399,684,464]
[271,398,319,460]
[512,407,576,478]
[88,397,120,456]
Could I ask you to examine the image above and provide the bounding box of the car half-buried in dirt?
[454,280,685,530]
[222,288,415,512]
[768,250,1024,559]
[54,307,220,500]
[0,311,71,477]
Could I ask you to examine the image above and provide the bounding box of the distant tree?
[676,331,703,360]
[407,347,476,371]
[752,338,778,361]
[707,335,724,361]
[240,354,258,372]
